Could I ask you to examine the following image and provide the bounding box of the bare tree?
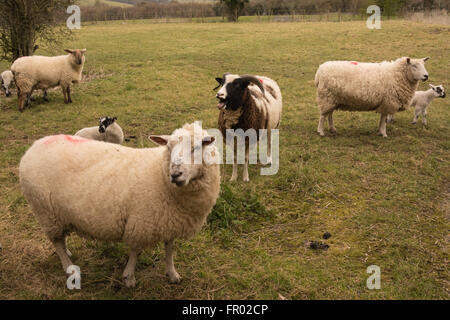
[0,0,74,62]
[220,0,250,21]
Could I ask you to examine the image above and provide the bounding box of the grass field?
[76,0,134,8]
[0,20,449,299]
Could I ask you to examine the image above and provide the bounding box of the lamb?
[11,49,86,112]
[214,73,282,181]
[1,70,14,97]
[387,84,446,126]
[314,57,430,137]
[75,116,124,144]
[19,122,220,287]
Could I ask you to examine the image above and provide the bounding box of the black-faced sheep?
[215,73,282,181]
[315,57,430,137]
[19,123,220,287]
[11,49,86,112]
[75,117,124,144]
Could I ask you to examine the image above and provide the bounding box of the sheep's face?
[1,79,10,97]
[98,116,117,133]
[430,84,446,98]
[65,49,86,66]
[215,73,265,111]
[1,72,13,97]
[406,57,429,82]
[149,124,216,187]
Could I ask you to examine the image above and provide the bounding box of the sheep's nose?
[171,172,182,181]
[423,75,429,80]
[216,93,224,99]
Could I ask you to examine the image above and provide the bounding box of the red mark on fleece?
[350,61,358,65]
[43,134,89,145]
[259,79,263,83]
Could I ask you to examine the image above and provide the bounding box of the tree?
[220,0,249,22]
[0,0,74,62]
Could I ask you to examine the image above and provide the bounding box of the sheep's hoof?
[318,131,325,137]
[230,175,237,182]
[243,177,250,182]
[412,121,417,125]
[329,128,337,134]
[166,272,182,284]
[123,275,136,288]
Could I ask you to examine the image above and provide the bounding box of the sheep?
[1,70,14,97]
[11,49,86,112]
[19,122,220,287]
[75,116,124,144]
[387,84,446,126]
[214,73,282,182]
[314,57,430,137]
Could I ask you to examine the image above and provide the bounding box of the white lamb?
[1,70,14,97]
[75,116,124,144]
[387,84,446,126]
[314,57,429,137]
[11,49,86,112]
[19,123,220,287]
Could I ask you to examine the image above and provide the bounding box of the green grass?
[0,20,449,299]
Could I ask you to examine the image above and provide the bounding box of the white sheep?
[387,84,446,126]
[11,49,86,112]
[19,123,220,287]
[75,117,124,144]
[314,57,430,137]
[1,70,14,97]
[214,73,282,181]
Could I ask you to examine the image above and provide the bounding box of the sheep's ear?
[406,57,411,64]
[64,49,74,54]
[202,136,215,146]
[215,78,223,85]
[81,49,87,53]
[149,135,170,146]
[423,57,430,62]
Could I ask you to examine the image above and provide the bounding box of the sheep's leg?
[317,113,327,136]
[43,90,48,102]
[67,86,72,103]
[62,86,69,104]
[243,141,250,182]
[165,240,181,284]
[266,129,272,165]
[422,110,427,127]
[18,92,28,112]
[327,111,336,133]
[378,113,388,138]
[412,108,419,124]
[25,93,32,106]
[122,249,140,288]
[52,237,73,273]
[230,142,238,181]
